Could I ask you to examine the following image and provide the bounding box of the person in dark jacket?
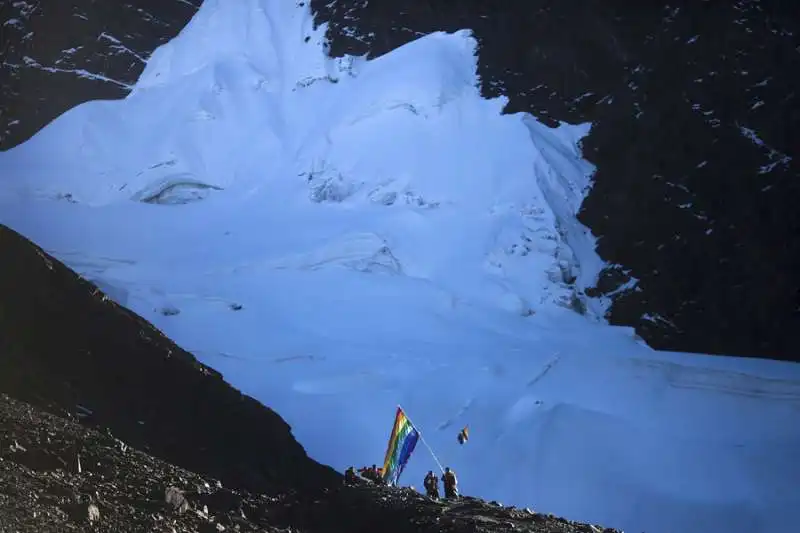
[442,467,458,499]
[358,466,373,481]
[374,465,387,485]
[423,470,440,499]
[370,464,384,484]
[344,466,360,485]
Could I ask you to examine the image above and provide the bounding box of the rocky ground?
[0,224,619,533]
[0,393,617,533]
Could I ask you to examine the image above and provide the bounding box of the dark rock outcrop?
[310,0,800,361]
[0,0,201,149]
[0,223,338,495]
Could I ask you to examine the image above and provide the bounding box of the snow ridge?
[0,2,799,533]
[0,0,600,319]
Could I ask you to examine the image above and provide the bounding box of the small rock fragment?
[88,503,101,522]
[165,486,190,514]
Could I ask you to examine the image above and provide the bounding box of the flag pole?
[397,404,445,474]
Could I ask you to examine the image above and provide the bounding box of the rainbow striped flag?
[381,407,420,486]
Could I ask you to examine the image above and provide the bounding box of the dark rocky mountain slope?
[0,223,337,495]
[0,223,619,533]
[1,1,797,359]
[0,0,202,149]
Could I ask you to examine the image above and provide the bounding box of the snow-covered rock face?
[4,2,797,359]
[311,0,800,362]
[0,0,602,319]
[1,3,799,533]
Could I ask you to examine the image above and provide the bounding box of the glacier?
[1,1,799,532]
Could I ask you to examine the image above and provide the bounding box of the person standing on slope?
[366,464,386,485]
[442,467,459,499]
[358,466,374,482]
[423,470,440,500]
[344,466,360,485]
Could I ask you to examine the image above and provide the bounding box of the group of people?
[343,464,459,501]
[344,465,386,485]
[357,465,386,484]
[423,467,458,500]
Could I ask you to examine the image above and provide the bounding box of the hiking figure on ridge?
[344,466,360,485]
[358,466,374,482]
[423,470,440,500]
[372,464,387,485]
[442,467,458,499]
[358,464,387,485]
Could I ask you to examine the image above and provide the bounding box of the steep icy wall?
[0,0,604,320]
[310,0,800,361]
